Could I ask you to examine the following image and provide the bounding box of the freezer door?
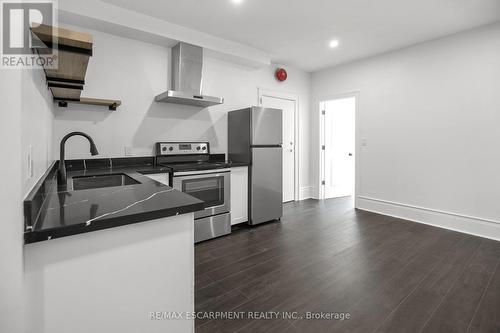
[251,107,282,146]
[250,147,283,225]
[228,108,251,164]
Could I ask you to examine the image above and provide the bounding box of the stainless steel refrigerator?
[228,106,283,225]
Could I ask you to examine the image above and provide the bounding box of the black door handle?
[348,153,353,156]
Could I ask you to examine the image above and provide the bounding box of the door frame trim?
[257,88,300,202]
[319,91,360,207]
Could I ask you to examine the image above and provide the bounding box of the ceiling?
[101,0,500,72]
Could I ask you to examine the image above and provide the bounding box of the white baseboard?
[298,186,315,200]
[357,196,500,241]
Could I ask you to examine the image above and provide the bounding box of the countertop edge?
[24,201,204,244]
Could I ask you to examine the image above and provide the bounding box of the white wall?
[52,25,312,197]
[0,71,24,333]
[21,69,55,195]
[0,64,54,333]
[312,22,500,239]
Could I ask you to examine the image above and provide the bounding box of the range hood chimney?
[155,42,224,107]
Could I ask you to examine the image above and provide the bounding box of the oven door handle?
[174,168,231,177]
[173,170,231,179]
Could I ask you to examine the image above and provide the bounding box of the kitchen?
[2,1,500,333]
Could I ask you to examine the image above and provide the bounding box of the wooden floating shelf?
[31,24,121,110]
[55,98,122,111]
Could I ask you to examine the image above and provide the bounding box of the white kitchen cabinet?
[25,213,195,333]
[230,166,248,225]
[144,173,169,186]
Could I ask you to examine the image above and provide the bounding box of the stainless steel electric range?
[156,142,231,243]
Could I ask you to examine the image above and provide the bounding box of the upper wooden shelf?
[31,24,93,53]
[32,24,92,84]
[31,24,121,110]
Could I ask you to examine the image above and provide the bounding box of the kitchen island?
[23,157,203,333]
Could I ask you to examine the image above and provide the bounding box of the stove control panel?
[156,142,209,155]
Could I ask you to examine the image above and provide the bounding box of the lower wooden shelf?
[55,97,122,111]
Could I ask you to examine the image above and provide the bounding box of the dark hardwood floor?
[195,198,500,333]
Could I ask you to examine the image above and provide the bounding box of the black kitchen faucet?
[58,132,99,185]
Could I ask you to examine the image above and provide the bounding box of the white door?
[260,95,296,202]
[323,97,355,199]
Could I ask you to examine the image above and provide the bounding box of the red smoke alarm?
[275,68,288,82]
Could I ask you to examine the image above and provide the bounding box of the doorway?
[320,95,356,200]
[258,89,298,203]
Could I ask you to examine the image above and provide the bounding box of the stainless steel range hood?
[155,42,224,107]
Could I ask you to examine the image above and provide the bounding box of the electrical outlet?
[27,145,33,179]
[124,146,133,156]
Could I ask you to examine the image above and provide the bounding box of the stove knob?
[168,147,173,151]
[202,146,207,150]
[161,146,167,152]
[196,146,201,151]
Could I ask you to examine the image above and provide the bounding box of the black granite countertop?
[24,157,204,244]
[229,161,250,167]
[209,154,249,167]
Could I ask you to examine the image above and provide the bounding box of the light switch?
[361,138,367,147]
[124,146,133,156]
[27,145,33,179]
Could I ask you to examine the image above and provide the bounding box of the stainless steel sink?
[71,173,140,191]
